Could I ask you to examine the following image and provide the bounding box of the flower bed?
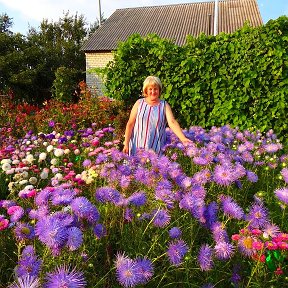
[0,121,287,287]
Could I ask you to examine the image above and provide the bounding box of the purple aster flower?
[180,192,205,223]
[82,159,91,167]
[280,167,288,183]
[198,244,214,271]
[246,170,258,183]
[35,215,68,255]
[246,202,269,229]
[8,276,40,288]
[118,164,132,176]
[167,239,189,266]
[35,188,52,206]
[152,209,171,227]
[241,151,254,163]
[192,169,212,185]
[263,143,281,153]
[135,257,154,284]
[21,245,35,256]
[14,223,35,241]
[93,223,107,239]
[134,167,154,186]
[9,206,25,223]
[213,164,236,186]
[66,227,83,251]
[156,179,173,190]
[71,197,100,223]
[95,153,108,164]
[95,187,123,205]
[127,191,146,207]
[193,151,214,166]
[28,205,49,220]
[169,227,182,239]
[214,241,234,260]
[124,208,134,222]
[45,265,86,288]
[51,187,76,206]
[16,248,42,278]
[115,254,142,288]
[203,201,218,229]
[219,195,244,220]
[263,223,281,238]
[274,187,288,205]
[0,200,16,209]
[155,188,175,208]
[211,222,229,242]
[120,175,131,189]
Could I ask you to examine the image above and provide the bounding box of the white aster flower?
[24,184,34,190]
[54,148,64,157]
[46,145,54,153]
[54,173,63,180]
[64,149,70,154]
[21,171,29,179]
[19,179,28,185]
[38,152,47,161]
[40,170,49,179]
[1,159,11,164]
[2,163,11,171]
[29,177,38,185]
[50,158,58,165]
[25,154,35,164]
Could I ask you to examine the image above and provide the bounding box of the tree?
[0,13,13,35]
[0,11,101,105]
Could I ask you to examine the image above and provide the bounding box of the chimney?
[214,0,219,36]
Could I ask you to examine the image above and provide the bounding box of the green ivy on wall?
[104,17,288,140]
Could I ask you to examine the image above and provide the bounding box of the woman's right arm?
[123,100,140,154]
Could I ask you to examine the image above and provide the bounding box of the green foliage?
[105,33,183,109]
[52,66,80,103]
[104,17,288,141]
[0,12,87,105]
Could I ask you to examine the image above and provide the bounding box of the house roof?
[82,0,262,52]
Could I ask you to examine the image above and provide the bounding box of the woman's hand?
[181,137,193,146]
[122,144,129,154]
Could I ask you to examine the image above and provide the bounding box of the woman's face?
[146,83,160,99]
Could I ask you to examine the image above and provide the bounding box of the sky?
[0,0,288,35]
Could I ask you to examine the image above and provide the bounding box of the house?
[81,0,263,95]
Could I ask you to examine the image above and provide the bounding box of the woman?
[123,76,191,156]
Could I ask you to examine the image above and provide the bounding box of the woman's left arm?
[165,102,192,145]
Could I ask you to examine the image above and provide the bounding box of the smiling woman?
[122,76,192,156]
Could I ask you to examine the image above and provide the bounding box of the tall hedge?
[104,17,288,140]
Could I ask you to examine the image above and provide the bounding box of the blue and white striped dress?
[129,98,167,155]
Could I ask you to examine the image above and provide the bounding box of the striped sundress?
[129,98,167,156]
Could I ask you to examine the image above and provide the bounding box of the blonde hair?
[142,76,162,97]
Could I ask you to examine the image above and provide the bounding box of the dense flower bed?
[0,122,287,287]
